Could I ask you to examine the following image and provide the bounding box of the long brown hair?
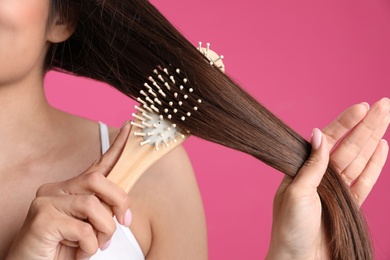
[48,0,372,259]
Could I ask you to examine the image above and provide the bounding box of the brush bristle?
[131,42,224,150]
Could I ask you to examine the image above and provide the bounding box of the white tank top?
[91,122,145,260]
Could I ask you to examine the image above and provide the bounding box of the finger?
[65,221,98,258]
[89,121,132,176]
[351,139,389,207]
[60,172,131,226]
[275,175,293,195]
[62,195,117,248]
[273,175,293,214]
[28,197,94,251]
[330,98,390,173]
[339,114,390,185]
[293,128,330,189]
[323,102,369,149]
[37,171,131,227]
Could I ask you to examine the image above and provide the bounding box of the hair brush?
[62,43,223,248]
[106,43,224,193]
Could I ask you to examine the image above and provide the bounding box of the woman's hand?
[266,98,389,259]
[266,128,331,259]
[6,123,133,260]
[323,98,389,206]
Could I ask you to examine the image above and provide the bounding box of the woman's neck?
[0,73,63,166]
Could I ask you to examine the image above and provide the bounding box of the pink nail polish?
[124,209,132,227]
[311,128,322,150]
[101,239,111,251]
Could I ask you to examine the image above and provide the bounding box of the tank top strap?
[99,122,110,154]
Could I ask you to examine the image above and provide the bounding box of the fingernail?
[360,102,370,111]
[123,209,132,227]
[121,120,130,129]
[311,128,322,150]
[101,239,111,251]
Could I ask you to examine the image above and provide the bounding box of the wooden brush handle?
[107,119,188,193]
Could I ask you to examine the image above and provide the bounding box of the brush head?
[131,67,197,150]
[198,42,225,72]
[130,42,224,150]
[105,43,224,194]
[131,105,186,151]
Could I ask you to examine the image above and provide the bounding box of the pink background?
[45,0,390,259]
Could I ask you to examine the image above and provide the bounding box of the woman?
[1,0,389,259]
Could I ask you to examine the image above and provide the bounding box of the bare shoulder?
[133,145,207,259]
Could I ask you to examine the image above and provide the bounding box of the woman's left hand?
[323,98,389,206]
[266,98,389,259]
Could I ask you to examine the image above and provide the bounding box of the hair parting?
[48,0,372,259]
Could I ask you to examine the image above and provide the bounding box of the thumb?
[293,128,330,189]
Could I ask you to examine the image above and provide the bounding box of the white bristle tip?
[131,122,145,129]
[184,95,188,99]
[178,101,183,106]
[169,102,173,106]
[181,116,186,121]
[158,75,164,82]
[189,88,194,93]
[142,113,152,120]
[173,109,178,113]
[151,105,159,113]
[140,140,151,146]
[198,99,202,103]
[146,97,154,104]
[142,121,152,128]
[168,115,172,119]
[187,112,191,116]
[194,106,198,111]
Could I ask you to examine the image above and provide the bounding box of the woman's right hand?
[6,123,133,260]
